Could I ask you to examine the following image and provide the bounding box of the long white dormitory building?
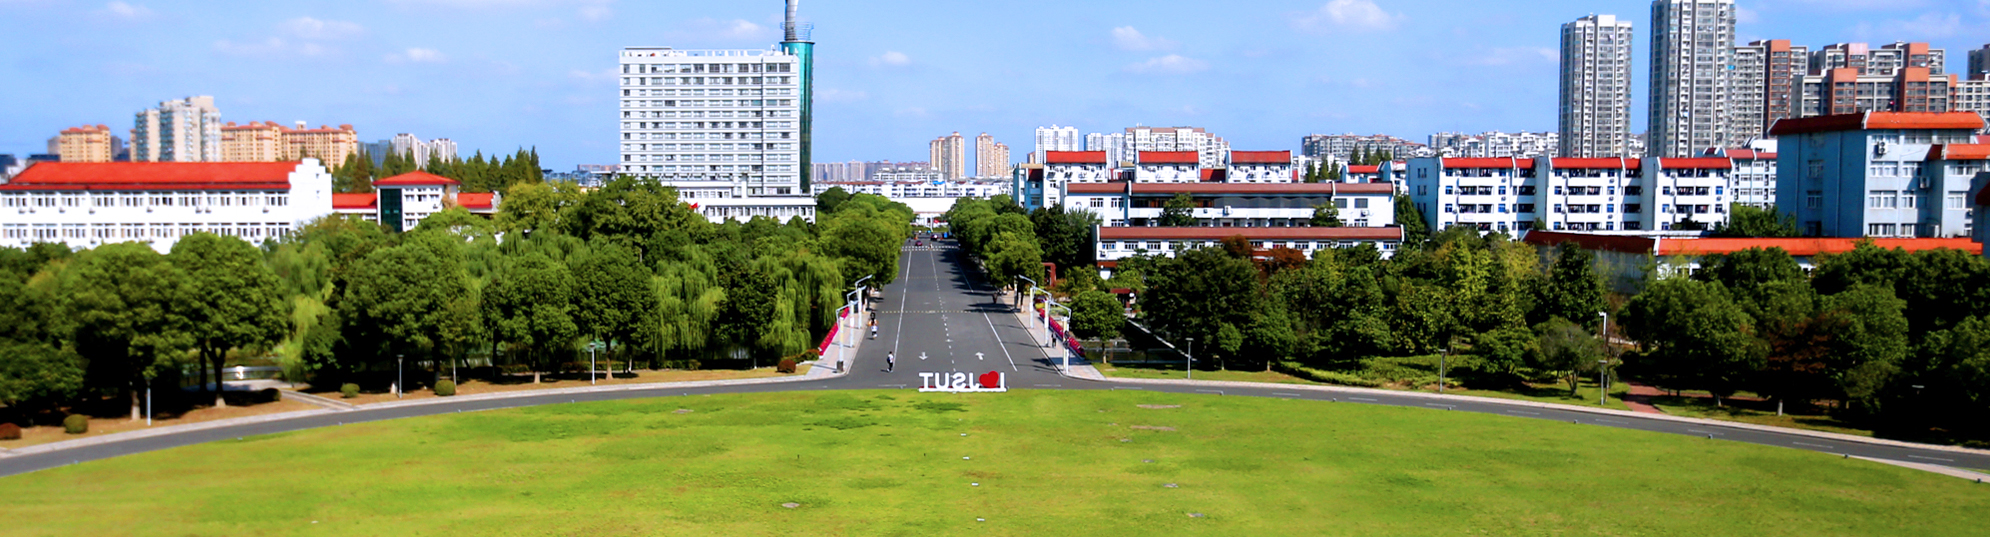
[0,160,336,252]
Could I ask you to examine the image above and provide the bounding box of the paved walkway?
[1621,383,1666,414]
[998,288,1109,382]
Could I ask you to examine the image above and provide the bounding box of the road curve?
[6,243,1988,477]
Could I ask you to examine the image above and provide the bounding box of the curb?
[1098,376,1990,458]
[279,390,358,411]
[1,408,338,458]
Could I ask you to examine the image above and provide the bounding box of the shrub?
[777,358,798,374]
[340,383,360,399]
[434,380,457,397]
[1275,362,1385,388]
[0,423,20,440]
[259,388,282,403]
[63,414,88,435]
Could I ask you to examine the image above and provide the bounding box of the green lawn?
[1096,363,1318,385]
[2,390,1983,536]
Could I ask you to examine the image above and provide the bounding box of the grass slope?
[2,390,1984,536]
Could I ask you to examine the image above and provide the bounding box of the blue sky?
[1,0,1985,168]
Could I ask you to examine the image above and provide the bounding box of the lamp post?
[590,343,599,385]
[1439,347,1448,394]
[396,354,404,399]
[1599,359,1611,405]
[144,372,153,427]
[1186,337,1195,380]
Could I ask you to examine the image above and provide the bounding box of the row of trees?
[0,177,912,423]
[332,148,545,194]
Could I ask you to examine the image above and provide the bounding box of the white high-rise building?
[1648,0,1737,157]
[1034,125,1079,163]
[1085,132,1126,167]
[618,47,805,200]
[131,96,222,163]
[427,138,458,163]
[392,133,430,164]
[1559,14,1635,158]
[1118,126,1230,168]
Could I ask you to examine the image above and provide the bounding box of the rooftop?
[1139,151,1200,165]
[1044,151,1109,164]
[1230,151,1292,164]
[1768,111,1986,135]
[372,171,460,187]
[1067,182,1393,195]
[1099,226,1403,241]
[0,161,305,192]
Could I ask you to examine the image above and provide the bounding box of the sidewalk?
[999,288,1108,382]
[803,310,868,380]
[1,374,826,459]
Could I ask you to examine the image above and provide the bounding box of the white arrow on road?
[976,352,985,361]
[919,352,929,360]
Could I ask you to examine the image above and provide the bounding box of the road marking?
[1272,392,1304,398]
[1033,384,1063,388]
[1195,389,1224,395]
[1348,397,1379,402]
[1593,419,1630,425]
[980,313,1021,372]
[1423,403,1454,409]
[1505,410,1541,416]
[890,252,912,355]
[919,352,928,360]
[1687,429,1724,436]
[976,352,985,361]
[1110,387,1145,391]
[1792,441,1834,449]
[1909,455,1957,462]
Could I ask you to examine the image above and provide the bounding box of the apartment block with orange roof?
[1771,111,1985,238]
[56,125,115,163]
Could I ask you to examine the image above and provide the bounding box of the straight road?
[3,237,1986,476]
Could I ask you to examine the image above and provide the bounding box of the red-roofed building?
[1407,153,1745,236]
[1063,182,1397,228]
[1097,226,1403,268]
[1708,145,1780,209]
[0,159,337,251]
[1773,111,1984,238]
[1524,231,1982,290]
[55,125,115,163]
[1227,151,1293,183]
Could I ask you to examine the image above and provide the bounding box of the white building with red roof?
[1096,226,1403,269]
[1770,111,1985,237]
[328,171,501,232]
[1064,182,1395,228]
[1406,155,1738,235]
[0,159,335,251]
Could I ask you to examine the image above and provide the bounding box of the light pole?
[1599,359,1610,406]
[1438,347,1448,394]
[590,343,599,385]
[1186,337,1195,380]
[144,372,153,427]
[396,354,404,399]
[1017,275,1039,327]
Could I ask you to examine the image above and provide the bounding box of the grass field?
[3,390,1985,536]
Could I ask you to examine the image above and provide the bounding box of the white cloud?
[1111,26,1176,51]
[213,37,330,58]
[1293,0,1404,33]
[677,18,774,41]
[280,17,364,40]
[818,88,869,103]
[1735,6,1759,24]
[870,51,911,67]
[1854,12,1963,40]
[101,1,151,19]
[386,47,447,64]
[1124,54,1209,75]
[1466,47,1557,66]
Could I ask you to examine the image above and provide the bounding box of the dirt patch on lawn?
[1129,425,1177,432]
[1137,404,1181,409]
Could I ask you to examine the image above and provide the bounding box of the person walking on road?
[886,351,896,372]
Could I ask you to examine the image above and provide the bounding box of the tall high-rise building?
[428,139,458,164]
[1969,44,1989,80]
[1034,125,1079,163]
[1117,126,1231,168]
[392,133,430,164]
[973,133,1010,177]
[131,96,221,162]
[930,132,966,179]
[55,125,115,163]
[1558,14,1635,158]
[282,123,359,165]
[615,0,816,220]
[1729,40,1808,144]
[220,122,285,162]
[1648,0,1737,157]
[1810,42,1945,76]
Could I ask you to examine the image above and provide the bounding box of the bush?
[259,388,282,403]
[340,383,360,399]
[62,414,88,435]
[777,358,798,374]
[0,423,20,440]
[1276,362,1385,388]
[434,380,457,397]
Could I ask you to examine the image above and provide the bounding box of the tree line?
[0,178,912,423]
[333,148,545,194]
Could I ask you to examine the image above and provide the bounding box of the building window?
[1949,194,1967,209]
[1354,198,1369,209]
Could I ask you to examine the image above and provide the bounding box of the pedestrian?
[870,323,878,340]
[886,351,896,372]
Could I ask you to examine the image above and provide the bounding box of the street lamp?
[1185,337,1195,380]
[1438,347,1449,394]
[590,343,599,385]
[396,354,404,398]
[144,371,154,427]
[1598,311,1611,405]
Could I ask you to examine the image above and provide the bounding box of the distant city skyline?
[1,0,1985,167]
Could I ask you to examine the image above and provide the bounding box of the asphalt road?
[3,239,1987,477]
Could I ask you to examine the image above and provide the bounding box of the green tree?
[1144,247,1263,361]
[1811,241,1913,296]
[1532,317,1605,395]
[171,233,293,408]
[339,236,474,370]
[1394,195,1429,245]
[1031,206,1100,272]
[495,181,584,235]
[66,243,193,420]
[819,202,906,285]
[563,177,705,258]
[0,340,84,412]
[1310,201,1343,227]
[1909,316,1990,430]
[816,187,852,215]
[1534,242,1606,328]
[1159,193,1197,227]
[1712,204,1800,238]
[482,253,579,382]
[1818,284,1909,407]
[1069,290,1124,344]
[1896,248,1990,335]
[571,242,657,364]
[1622,278,1762,402]
[985,231,1045,293]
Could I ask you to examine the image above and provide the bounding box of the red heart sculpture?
[977,371,1002,389]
